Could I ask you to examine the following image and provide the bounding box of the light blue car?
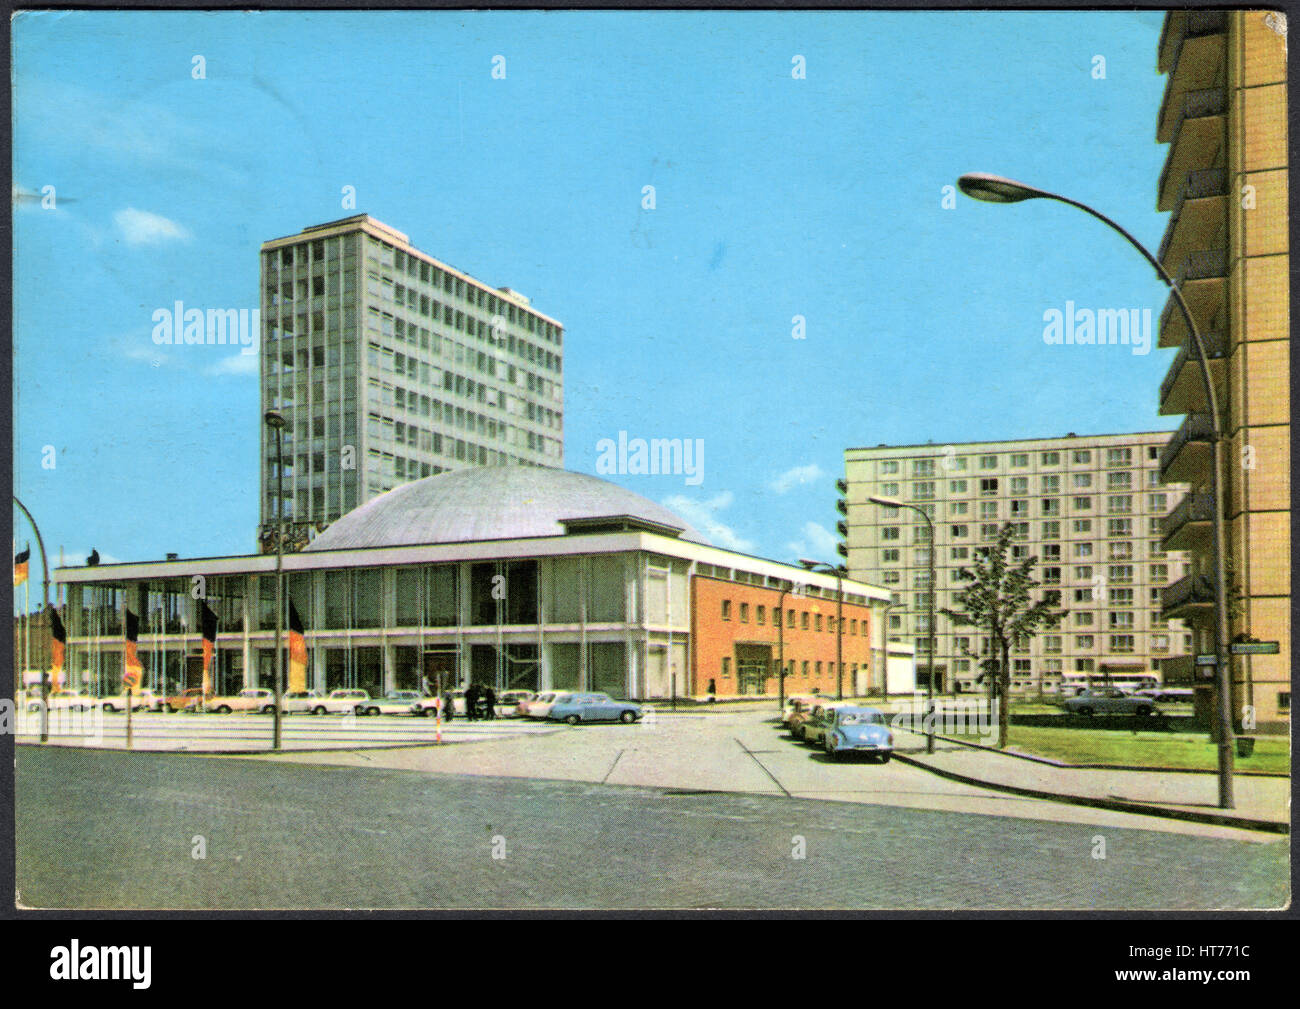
[548,692,643,725]
[821,706,894,763]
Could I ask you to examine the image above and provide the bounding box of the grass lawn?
[941,724,1290,774]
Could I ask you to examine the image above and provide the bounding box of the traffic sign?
[1194,654,1217,666]
[1230,641,1280,655]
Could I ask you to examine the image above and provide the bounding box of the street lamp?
[868,495,935,754]
[800,560,845,701]
[13,497,51,743]
[957,172,1235,808]
[776,580,793,713]
[264,409,287,752]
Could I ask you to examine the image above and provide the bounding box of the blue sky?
[12,9,1176,582]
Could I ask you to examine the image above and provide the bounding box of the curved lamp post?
[867,496,936,753]
[264,409,287,752]
[800,560,845,701]
[957,172,1234,808]
[13,497,50,743]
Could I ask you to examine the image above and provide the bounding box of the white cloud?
[114,207,191,246]
[785,521,839,564]
[768,463,825,494]
[206,352,259,377]
[662,491,755,553]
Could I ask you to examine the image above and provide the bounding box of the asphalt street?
[16,744,1288,910]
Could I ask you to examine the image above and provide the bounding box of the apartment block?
[258,215,565,546]
[1154,10,1290,732]
[843,433,1193,694]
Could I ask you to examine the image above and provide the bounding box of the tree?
[940,522,1068,748]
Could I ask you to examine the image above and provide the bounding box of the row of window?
[719,600,865,635]
[880,445,1158,476]
[880,518,1161,545]
[720,658,861,680]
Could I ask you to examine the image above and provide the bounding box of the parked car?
[27,689,93,713]
[1135,687,1194,703]
[312,689,372,715]
[204,688,276,714]
[99,689,162,713]
[800,702,856,746]
[781,694,828,728]
[523,690,575,720]
[414,695,453,719]
[548,692,642,725]
[165,687,213,713]
[281,689,326,715]
[1059,687,1158,716]
[821,706,894,762]
[790,700,850,741]
[359,691,425,716]
[496,689,536,718]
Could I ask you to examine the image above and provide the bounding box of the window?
[1043,543,1061,560]
[950,480,967,494]
[1109,611,1135,629]
[1073,496,1093,510]
[1041,451,1060,465]
[981,523,999,541]
[914,525,932,543]
[883,572,901,584]
[980,478,999,495]
[1072,449,1091,464]
[1073,541,1094,558]
[1110,635,1135,653]
[951,546,969,560]
[882,548,901,563]
[1107,518,1133,537]
[1042,521,1061,539]
[1043,635,1061,654]
[914,481,935,500]
[1107,471,1132,490]
[1010,453,1029,467]
[881,482,900,496]
[1073,588,1093,603]
[950,524,969,538]
[881,461,900,475]
[980,501,998,520]
[801,612,810,630]
[1073,519,1092,534]
[979,455,998,470]
[722,657,731,678]
[1074,611,1094,627]
[1043,566,1061,585]
[1106,447,1132,466]
[801,661,809,678]
[1041,475,1061,493]
[1107,495,1132,514]
[949,501,969,516]
[881,527,900,541]
[913,459,936,477]
[815,613,823,631]
[1073,473,1093,488]
[1149,493,1167,511]
[721,600,732,621]
[1075,635,1095,649]
[1041,498,1061,516]
[1152,634,1169,652]
[756,605,765,625]
[1108,565,1134,584]
[1010,499,1028,515]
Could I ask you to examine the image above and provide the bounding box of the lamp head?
[264,410,287,430]
[868,494,903,508]
[957,173,1047,204]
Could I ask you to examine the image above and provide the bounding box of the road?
[16,717,1288,910]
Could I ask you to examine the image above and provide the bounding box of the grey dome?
[303,466,709,551]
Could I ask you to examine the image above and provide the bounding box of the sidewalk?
[894,729,1290,833]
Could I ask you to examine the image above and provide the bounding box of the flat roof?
[845,429,1177,454]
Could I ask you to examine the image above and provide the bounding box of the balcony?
[1161,491,1215,552]
[1162,572,1215,620]
[1157,10,1228,77]
[1159,248,1228,347]
[1158,167,1228,270]
[1158,327,1226,415]
[1157,88,1227,212]
[1157,13,1228,141]
[1159,412,1215,484]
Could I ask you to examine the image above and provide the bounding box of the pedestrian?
[465,682,481,722]
[483,686,497,721]
[441,690,455,722]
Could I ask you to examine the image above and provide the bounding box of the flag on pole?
[200,601,219,695]
[13,546,29,586]
[123,609,144,689]
[48,605,66,692]
[288,601,308,693]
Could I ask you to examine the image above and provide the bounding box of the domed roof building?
[305,466,709,552]
[55,467,891,702]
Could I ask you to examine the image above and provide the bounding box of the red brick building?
[691,575,874,698]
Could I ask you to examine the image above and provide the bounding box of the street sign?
[1229,641,1280,655]
[1194,654,1217,666]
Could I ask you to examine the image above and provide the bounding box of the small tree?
[940,523,1067,748]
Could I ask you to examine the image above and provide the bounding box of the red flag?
[123,609,143,689]
[48,605,66,692]
[288,601,308,693]
[200,601,219,694]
